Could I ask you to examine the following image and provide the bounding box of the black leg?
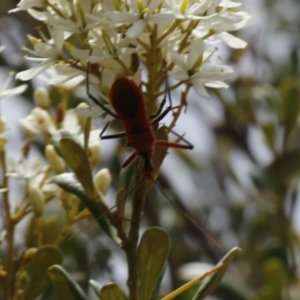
[165,127,194,149]
[150,70,172,119]
[100,121,126,140]
[86,61,119,119]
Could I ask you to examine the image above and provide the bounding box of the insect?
[86,70,193,179]
[83,67,219,246]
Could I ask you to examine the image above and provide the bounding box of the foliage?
[1,0,299,300]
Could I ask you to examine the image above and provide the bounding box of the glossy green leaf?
[89,279,102,297]
[280,77,300,136]
[149,264,167,300]
[137,227,170,300]
[99,282,127,300]
[48,265,89,300]
[52,130,80,159]
[83,117,92,151]
[261,123,276,150]
[52,173,112,237]
[60,137,96,199]
[23,245,63,300]
[192,247,242,300]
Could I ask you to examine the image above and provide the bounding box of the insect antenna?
[69,174,147,240]
[150,177,221,248]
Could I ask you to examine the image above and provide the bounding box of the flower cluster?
[10,0,251,102]
[0,2,252,299]
[13,85,112,198]
[0,48,111,220]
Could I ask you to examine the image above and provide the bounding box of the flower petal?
[16,59,54,81]
[105,11,139,23]
[0,84,28,98]
[148,13,174,24]
[218,32,247,49]
[191,78,210,98]
[187,39,204,70]
[126,20,146,38]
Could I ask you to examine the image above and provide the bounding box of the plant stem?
[0,152,14,300]
[123,178,147,300]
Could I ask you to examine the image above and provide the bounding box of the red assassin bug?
[86,68,194,179]
[84,66,219,246]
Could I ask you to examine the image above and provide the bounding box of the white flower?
[8,0,45,13]
[165,0,216,21]
[46,0,95,33]
[20,107,56,135]
[7,156,57,193]
[46,65,85,86]
[7,157,47,180]
[0,72,27,99]
[105,0,174,38]
[193,11,251,49]
[16,26,66,81]
[38,66,85,88]
[168,39,233,97]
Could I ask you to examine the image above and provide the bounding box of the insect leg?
[149,97,167,119]
[151,105,175,125]
[122,151,138,168]
[151,75,182,125]
[86,62,119,119]
[100,121,126,140]
[156,140,193,150]
[156,128,194,150]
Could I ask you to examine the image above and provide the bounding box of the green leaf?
[149,264,167,300]
[52,173,112,237]
[137,227,171,300]
[83,117,92,151]
[48,265,89,300]
[280,77,300,137]
[192,247,242,300]
[60,137,96,199]
[52,130,80,159]
[23,245,63,300]
[99,283,127,300]
[89,279,102,297]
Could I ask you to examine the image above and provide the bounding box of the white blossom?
[8,0,45,13]
[16,26,66,81]
[11,0,250,99]
[7,157,47,180]
[105,0,174,39]
[168,39,233,97]
[0,72,27,99]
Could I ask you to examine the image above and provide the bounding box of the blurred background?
[1,0,300,299]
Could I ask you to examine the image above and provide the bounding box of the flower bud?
[34,87,51,109]
[0,117,6,133]
[28,187,45,217]
[45,144,66,173]
[94,168,112,195]
[59,189,73,211]
[22,248,38,265]
[88,141,101,168]
[76,102,89,130]
[31,107,55,134]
